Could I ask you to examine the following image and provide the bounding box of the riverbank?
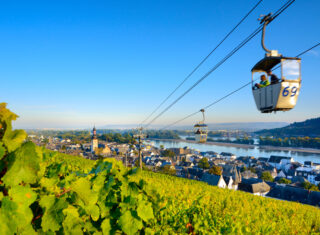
[147,138,320,154]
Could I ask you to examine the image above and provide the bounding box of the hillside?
[1,103,320,234]
[138,171,320,234]
[256,117,320,137]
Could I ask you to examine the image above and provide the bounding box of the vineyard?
[1,103,320,234]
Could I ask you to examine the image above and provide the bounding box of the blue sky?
[1,0,319,129]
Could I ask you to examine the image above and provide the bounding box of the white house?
[268,156,294,170]
[220,152,236,160]
[223,176,238,190]
[296,166,320,184]
[201,173,227,188]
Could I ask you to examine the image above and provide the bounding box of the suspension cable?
[144,0,295,128]
[139,0,264,125]
[160,41,320,130]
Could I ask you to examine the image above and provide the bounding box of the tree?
[162,149,175,158]
[41,138,49,146]
[261,171,274,182]
[302,182,320,191]
[240,166,247,172]
[160,165,176,175]
[209,165,222,175]
[278,178,291,184]
[198,157,210,169]
[249,167,256,173]
[160,144,164,150]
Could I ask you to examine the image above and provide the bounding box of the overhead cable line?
[160,41,320,130]
[139,0,264,125]
[144,0,295,128]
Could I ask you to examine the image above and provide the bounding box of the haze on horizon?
[1,0,319,129]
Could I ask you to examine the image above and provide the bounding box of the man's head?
[260,75,267,81]
[267,70,272,75]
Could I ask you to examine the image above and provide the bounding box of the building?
[201,173,227,188]
[91,126,98,153]
[268,156,294,170]
[295,166,320,185]
[238,178,271,196]
[267,185,320,207]
[220,152,236,160]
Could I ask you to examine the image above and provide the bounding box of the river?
[145,138,320,164]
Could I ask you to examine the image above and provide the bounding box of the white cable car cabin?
[252,56,301,113]
[252,13,301,113]
[194,109,208,143]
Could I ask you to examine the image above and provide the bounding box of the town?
[29,126,320,207]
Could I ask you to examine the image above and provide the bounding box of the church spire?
[91,125,98,153]
[92,125,97,140]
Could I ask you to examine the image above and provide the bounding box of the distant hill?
[100,122,288,132]
[205,122,288,132]
[256,117,320,137]
[168,122,288,132]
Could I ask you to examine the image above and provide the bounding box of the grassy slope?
[139,171,320,234]
[52,151,320,234]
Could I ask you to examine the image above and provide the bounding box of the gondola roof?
[194,123,208,128]
[251,56,300,73]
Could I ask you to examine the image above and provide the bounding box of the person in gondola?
[267,70,279,84]
[255,74,270,89]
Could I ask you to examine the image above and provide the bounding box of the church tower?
[91,126,98,153]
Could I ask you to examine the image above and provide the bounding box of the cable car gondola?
[252,13,301,113]
[194,109,208,143]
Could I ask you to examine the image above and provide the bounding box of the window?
[282,59,300,80]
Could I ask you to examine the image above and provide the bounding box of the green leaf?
[62,205,84,235]
[87,204,100,221]
[2,142,40,187]
[0,196,36,235]
[40,195,68,232]
[92,174,106,193]
[118,210,143,235]
[0,197,19,234]
[137,201,154,222]
[0,103,27,152]
[9,185,37,207]
[101,218,112,235]
[71,177,98,206]
[0,143,5,159]
[3,129,27,153]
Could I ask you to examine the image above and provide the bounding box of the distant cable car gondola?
[194,109,208,143]
[252,13,301,113]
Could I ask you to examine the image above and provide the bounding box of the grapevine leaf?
[62,205,84,235]
[0,103,27,152]
[145,227,155,235]
[2,142,40,187]
[101,218,112,235]
[92,174,106,193]
[137,201,154,222]
[71,177,98,206]
[9,185,37,207]
[87,204,100,221]
[0,197,19,234]
[0,196,36,234]
[3,129,27,153]
[118,210,143,235]
[40,195,68,232]
[0,102,18,122]
[0,143,5,159]
[97,200,111,218]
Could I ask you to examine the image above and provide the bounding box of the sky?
[0,0,319,129]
